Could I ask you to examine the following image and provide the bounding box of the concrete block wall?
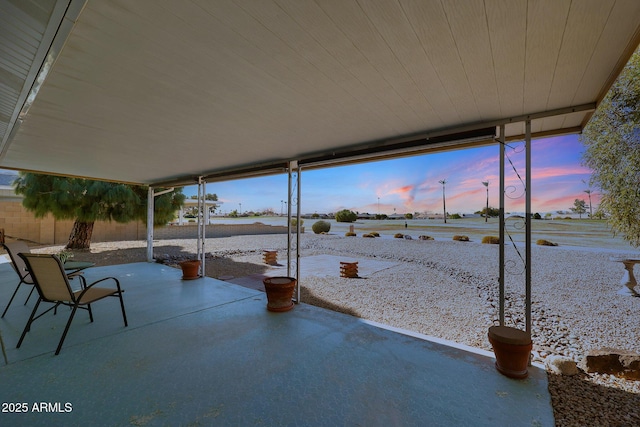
[0,201,145,244]
[0,201,289,244]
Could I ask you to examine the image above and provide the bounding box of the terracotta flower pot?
[179,260,201,280]
[263,276,296,312]
[488,325,532,379]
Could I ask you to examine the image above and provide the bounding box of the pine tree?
[581,49,640,246]
[14,173,185,249]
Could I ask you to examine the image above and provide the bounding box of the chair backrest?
[18,253,74,303]
[3,241,32,283]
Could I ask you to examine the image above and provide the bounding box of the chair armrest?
[76,277,123,300]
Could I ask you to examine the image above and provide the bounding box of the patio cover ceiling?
[1,0,639,187]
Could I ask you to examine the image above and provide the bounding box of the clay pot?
[263,276,296,312]
[488,325,532,379]
[179,260,201,280]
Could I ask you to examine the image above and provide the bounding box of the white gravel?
[31,233,640,426]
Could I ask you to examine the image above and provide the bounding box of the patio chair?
[17,253,128,355]
[2,241,36,318]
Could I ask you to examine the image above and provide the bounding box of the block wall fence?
[0,201,288,244]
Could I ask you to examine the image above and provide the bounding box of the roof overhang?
[1,0,639,187]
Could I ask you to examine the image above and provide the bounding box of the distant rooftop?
[0,172,17,187]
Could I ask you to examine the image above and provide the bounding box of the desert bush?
[453,235,469,241]
[394,233,404,239]
[312,220,331,234]
[363,233,375,238]
[418,235,434,240]
[370,232,380,237]
[345,232,356,237]
[335,209,357,222]
[481,236,500,244]
[449,213,462,219]
[536,239,558,246]
[290,218,304,227]
[564,216,572,220]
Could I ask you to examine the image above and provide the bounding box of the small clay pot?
[488,325,532,379]
[179,260,201,280]
[263,276,296,312]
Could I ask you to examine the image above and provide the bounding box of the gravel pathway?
[29,233,640,426]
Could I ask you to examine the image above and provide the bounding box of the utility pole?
[584,189,593,219]
[482,181,489,222]
[439,179,447,224]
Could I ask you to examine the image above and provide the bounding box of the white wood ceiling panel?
[401,0,480,124]
[571,0,640,105]
[356,0,451,125]
[523,0,571,114]
[441,0,501,121]
[1,0,639,184]
[547,0,615,109]
[314,0,427,131]
[486,0,526,117]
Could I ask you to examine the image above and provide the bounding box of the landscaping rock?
[546,356,580,376]
[579,348,640,380]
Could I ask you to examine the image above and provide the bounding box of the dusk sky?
[184,133,599,216]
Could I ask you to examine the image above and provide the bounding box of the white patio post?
[197,177,206,277]
[147,186,176,263]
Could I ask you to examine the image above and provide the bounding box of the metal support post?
[525,120,532,335]
[499,125,505,325]
[287,161,301,302]
[147,187,154,262]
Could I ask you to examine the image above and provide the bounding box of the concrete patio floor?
[0,261,554,426]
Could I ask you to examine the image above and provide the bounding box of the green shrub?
[345,232,356,237]
[453,235,469,241]
[481,236,500,244]
[449,213,462,219]
[394,233,404,239]
[418,235,434,240]
[290,218,304,227]
[335,209,357,222]
[312,220,331,234]
[536,239,558,246]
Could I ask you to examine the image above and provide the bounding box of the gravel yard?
[24,233,640,426]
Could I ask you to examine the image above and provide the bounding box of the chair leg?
[86,303,93,322]
[23,286,35,305]
[1,282,23,318]
[118,292,128,327]
[17,298,41,348]
[55,304,79,355]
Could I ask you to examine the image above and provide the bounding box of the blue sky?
[184,133,597,216]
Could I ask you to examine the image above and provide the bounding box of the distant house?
[0,172,20,202]
[356,213,374,220]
